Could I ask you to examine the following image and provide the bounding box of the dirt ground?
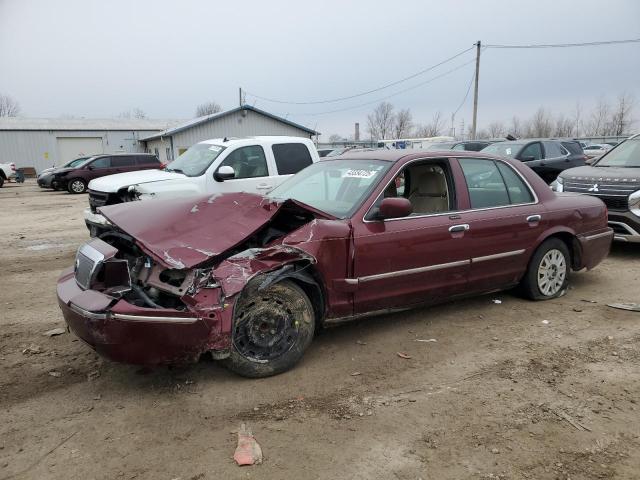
[1,181,639,480]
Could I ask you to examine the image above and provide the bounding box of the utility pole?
[471,40,481,140]
[239,87,243,107]
[450,112,455,138]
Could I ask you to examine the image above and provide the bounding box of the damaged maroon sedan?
[57,150,613,377]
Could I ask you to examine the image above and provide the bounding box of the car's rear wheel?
[222,279,315,378]
[520,238,570,300]
[68,178,87,194]
[0,176,4,188]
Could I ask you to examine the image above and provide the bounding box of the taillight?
[159,163,167,169]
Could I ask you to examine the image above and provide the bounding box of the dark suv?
[51,153,161,194]
[553,133,640,243]
[481,139,586,183]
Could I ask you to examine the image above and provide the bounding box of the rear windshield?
[595,138,640,168]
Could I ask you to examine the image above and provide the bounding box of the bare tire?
[0,176,4,188]
[520,238,570,300]
[222,279,315,378]
[68,178,87,194]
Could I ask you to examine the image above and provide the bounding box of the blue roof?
[141,105,318,141]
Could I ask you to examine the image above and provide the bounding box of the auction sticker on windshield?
[209,145,223,152]
[343,169,378,179]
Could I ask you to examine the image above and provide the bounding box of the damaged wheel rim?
[537,248,566,296]
[233,296,300,362]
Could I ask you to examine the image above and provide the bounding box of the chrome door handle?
[256,184,272,190]
[527,215,541,223]
[449,224,470,233]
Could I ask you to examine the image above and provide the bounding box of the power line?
[290,57,477,117]
[485,38,640,49]
[453,69,475,117]
[244,46,474,105]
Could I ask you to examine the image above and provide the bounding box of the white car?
[84,136,320,235]
[0,162,16,187]
[583,144,613,159]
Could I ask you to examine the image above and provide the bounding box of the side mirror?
[214,165,235,182]
[378,197,412,220]
[86,164,94,170]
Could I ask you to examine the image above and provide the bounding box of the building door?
[56,137,103,166]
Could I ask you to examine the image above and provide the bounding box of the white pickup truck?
[0,162,16,187]
[85,136,320,235]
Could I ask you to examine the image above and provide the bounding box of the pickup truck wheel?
[520,238,570,300]
[68,178,87,194]
[0,176,4,188]
[222,279,315,378]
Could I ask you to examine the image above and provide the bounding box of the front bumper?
[608,211,640,243]
[57,267,214,365]
[37,175,54,188]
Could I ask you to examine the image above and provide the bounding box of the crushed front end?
[57,235,235,365]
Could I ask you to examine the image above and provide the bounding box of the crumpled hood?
[88,169,185,193]
[99,192,322,269]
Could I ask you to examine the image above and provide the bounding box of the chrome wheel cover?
[71,180,85,193]
[537,248,566,296]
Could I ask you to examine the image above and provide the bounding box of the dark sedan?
[57,150,612,377]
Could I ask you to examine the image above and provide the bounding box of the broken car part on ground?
[57,150,613,377]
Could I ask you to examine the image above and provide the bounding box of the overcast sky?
[1,0,639,139]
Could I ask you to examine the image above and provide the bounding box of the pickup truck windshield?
[166,143,226,176]
[595,138,640,167]
[268,159,391,218]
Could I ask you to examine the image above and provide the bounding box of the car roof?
[330,148,509,163]
[91,152,155,157]
[198,136,312,147]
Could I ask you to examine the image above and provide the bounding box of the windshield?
[268,159,391,218]
[66,157,89,168]
[166,143,226,176]
[595,138,640,167]
[481,142,525,158]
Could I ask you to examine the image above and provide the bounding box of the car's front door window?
[219,146,268,179]
[519,143,542,161]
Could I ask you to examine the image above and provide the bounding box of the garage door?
[56,137,104,166]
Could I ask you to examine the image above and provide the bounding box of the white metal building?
[142,106,318,164]
[0,118,177,173]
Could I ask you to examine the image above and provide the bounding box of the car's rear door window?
[272,143,313,175]
[496,162,534,204]
[543,141,564,158]
[459,159,509,209]
[111,156,133,167]
[218,146,269,179]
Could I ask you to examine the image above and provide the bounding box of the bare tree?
[527,107,553,137]
[132,108,146,119]
[328,134,344,143]
[611,92,635,135]
[195,101,223,117]
[367,102,395,140]
[554,114,574,137]
[393,108,413,138]
[586,97,611,136]
[572,101,582,137]
[508,116,522,138]
[0,94,20,117]
[415,111,445,137]
[487,121,505,138]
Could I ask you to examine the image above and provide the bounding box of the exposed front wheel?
[0,176,4,188]
[520,238,570,300]
[68,178,87,194]
[222,279,315,378]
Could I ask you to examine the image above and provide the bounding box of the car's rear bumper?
[56,268,213,365]
[608,211,640,243]
[576,228,614,270]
